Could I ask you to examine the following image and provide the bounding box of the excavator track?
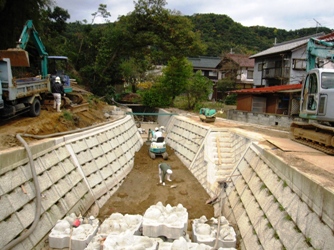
[290,121,334,155]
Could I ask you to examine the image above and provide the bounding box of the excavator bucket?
[0,49,30,67]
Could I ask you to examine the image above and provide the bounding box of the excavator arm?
[306,38,334,71]
[16,20,49,78]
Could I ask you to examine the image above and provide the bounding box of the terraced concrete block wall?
[0,116,142,250]
[165,116,251,197]
[222,143,334,250]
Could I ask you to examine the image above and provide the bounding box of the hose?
[3,116,124,249]
[2,133,42,250]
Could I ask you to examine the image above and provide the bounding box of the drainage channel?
[1,111,334,249]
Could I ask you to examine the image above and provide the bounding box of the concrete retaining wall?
[165,115,334,250]
[0,115,142,250]
[227,109,293,128]
[222,144,334,249]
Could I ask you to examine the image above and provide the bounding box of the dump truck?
[0,56,49,119]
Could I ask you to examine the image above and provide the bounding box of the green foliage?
[187,13,332,56]
[305,237,312,246]
[260,184,267,190]
[140,83,172,107]
[224,93,237,105]
[161,57,193,104]
[62,110,73,121]
[184,70,213,109]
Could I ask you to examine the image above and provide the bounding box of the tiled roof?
[225,54,254,67]
[318,32,334,42]
[250,33,325,58]
[231,84,302,94]
[188,56,221,68]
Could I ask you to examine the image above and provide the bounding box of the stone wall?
[227,109,293,128]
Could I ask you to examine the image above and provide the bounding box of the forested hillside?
[186,13,331,56]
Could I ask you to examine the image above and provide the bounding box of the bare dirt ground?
[98,143,215,231]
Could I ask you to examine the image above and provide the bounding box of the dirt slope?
[0,96,114,150]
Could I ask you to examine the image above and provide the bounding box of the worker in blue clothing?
[158,163,173,186]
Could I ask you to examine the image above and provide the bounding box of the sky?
[54,0,334,31]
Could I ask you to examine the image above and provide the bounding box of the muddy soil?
[98,143,215,231]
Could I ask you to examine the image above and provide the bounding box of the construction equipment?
[290,37,334,154]
[146,128,168,160]
[0,21,50,119]
[15,20,84,107]
[0,20,87,119]
[47,55,84,105]
[199,108,216,122]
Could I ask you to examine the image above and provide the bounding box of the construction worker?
[51,76,65,112]
[158,163,173,186]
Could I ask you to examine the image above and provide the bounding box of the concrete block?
[49,216,99,250]
[142,202,188,240]
[103,232,161,250]
[192,216,236,248]
[158,236,216,250]
[99,213,142,236]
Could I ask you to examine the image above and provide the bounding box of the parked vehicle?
[0,57,49,119]
[290,37,334,154]
[0,20,49,119]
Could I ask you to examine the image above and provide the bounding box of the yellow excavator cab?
[0,48,30,67]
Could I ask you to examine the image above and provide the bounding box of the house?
[188,55,254,100]
[220,53,254,89]
[227,32,334,127]
[250,33,326,87]
[230,84,302,115]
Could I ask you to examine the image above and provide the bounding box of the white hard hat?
[167,169,173,174]
[55,76,61,83]
[155,127,159,131]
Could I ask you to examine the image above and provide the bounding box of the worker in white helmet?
[51,76,65,112]
[158,163,173,186]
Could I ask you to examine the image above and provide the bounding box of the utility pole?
[313,18,321,33]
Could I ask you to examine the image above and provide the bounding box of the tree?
[91,4,111,24]
[185,71,213,109]
[120,58,143,93]
[0,0,53,49]
[141,82,172,108]
[122,0,206,65]
[160,57,193,105]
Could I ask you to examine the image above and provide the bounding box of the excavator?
[290,37,334,154]
[0,20,84,111]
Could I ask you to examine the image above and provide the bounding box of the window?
[292,59,306,70]
[321,72,334,89]
[258,63,264,71]
[247,69,254,79]
[209,71,217,77]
